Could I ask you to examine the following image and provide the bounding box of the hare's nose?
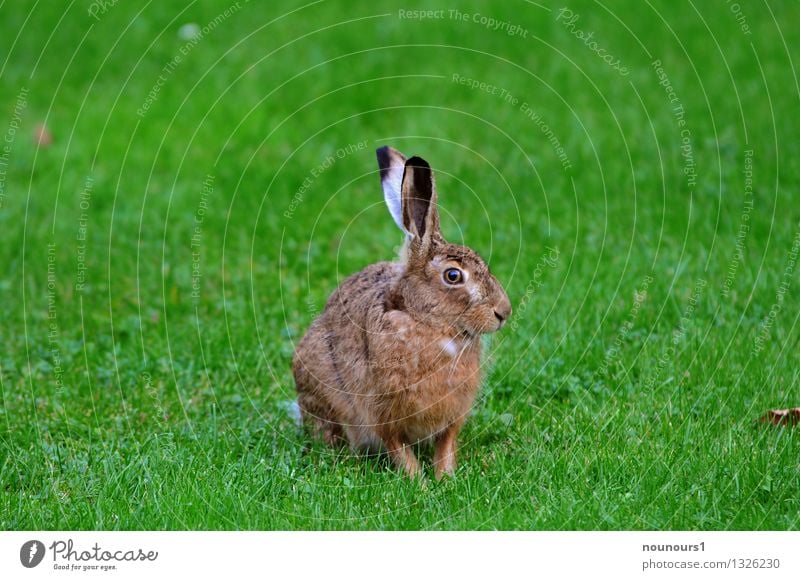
[493,296,512,325]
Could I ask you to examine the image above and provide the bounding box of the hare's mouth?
[477,316,506,335]
[457,328,478,341]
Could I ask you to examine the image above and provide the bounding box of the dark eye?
[443,268,463,285]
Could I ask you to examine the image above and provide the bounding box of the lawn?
[1,0,799,530]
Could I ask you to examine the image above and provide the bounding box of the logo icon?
[20,540,45,568]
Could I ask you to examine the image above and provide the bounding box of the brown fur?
[292,147,511,479]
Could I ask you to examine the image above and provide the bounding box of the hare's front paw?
[382,436,423,479]
[433,423,461,480]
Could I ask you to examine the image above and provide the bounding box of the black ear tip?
[406,155,432,175]
[376,146,394,180]
[405,156,430,170]
[378,147,415,181]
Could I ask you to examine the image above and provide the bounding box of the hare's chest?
[404,354,481,443]
[430,337,480,383]
[398,329,478,376]
[370,325,481,441]
[412,335,480,407]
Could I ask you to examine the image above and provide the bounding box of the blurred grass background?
[1,0,799,529]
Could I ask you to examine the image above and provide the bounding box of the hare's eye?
[443,268,463,285]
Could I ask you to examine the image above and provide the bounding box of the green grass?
[1,0,799,530]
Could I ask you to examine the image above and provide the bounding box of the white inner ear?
[382,164,408,235]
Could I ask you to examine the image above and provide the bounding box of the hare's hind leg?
[344,425,382,455]
[384,436,422,478]
[374,425,422,478]
[297,390,343,446]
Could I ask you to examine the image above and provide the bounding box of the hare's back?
[308,261,400,396]
[322,261,401,327]
[293,261,401,417]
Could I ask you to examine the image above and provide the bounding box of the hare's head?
[376,146,511,337]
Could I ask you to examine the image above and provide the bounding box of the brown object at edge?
[758,408,800,426]
[33,123,53,147]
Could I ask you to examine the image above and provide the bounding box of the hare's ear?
[376,146,408,234]
[401,156,440,255]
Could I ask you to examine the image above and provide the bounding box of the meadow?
[1,0,799,529]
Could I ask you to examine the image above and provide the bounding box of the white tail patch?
[279,399,302,426]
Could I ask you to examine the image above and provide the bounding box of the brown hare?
[292,146,511,479]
